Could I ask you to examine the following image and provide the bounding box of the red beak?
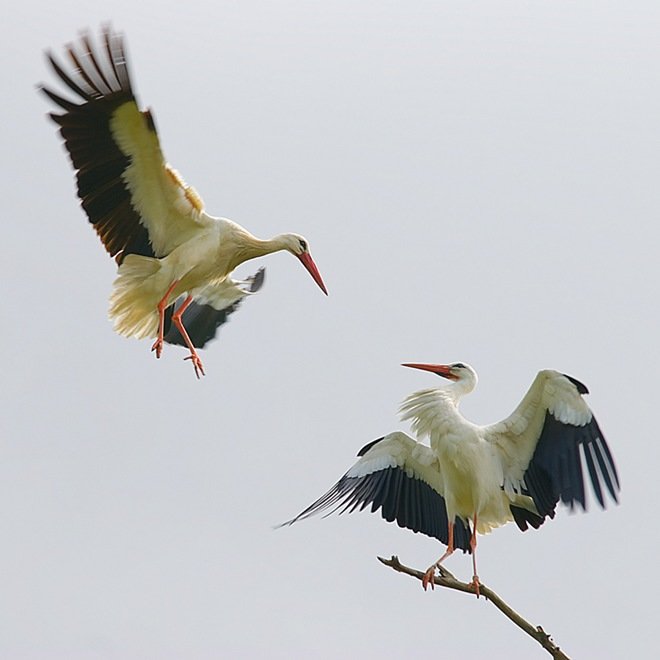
[298,252,328,295]
[401,363,456,380]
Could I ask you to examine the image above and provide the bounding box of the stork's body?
[41,27,327,377]
[281,362,619,595]
[401,369,518,539]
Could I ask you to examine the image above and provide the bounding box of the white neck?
[399,380,473,439]
[226,229,292,271]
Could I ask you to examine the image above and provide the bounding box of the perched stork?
[280,362,619,595]
[40,27,327,377]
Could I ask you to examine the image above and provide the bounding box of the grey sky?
[1,1,657,657]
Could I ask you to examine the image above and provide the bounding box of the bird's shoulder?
[350,431,438,479]
[485,370,591,439]
[42,28,220,260]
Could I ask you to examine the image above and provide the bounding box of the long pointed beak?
[402,363,456,380]
[298,252,328,295]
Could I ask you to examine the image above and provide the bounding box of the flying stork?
[40,27,327,378]
[280,362,619,595]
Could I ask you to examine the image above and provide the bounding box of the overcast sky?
[1,1,657,658]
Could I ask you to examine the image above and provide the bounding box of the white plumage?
[41,27,327,378]
[281,362,619,594]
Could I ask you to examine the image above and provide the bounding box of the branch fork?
[377,555,571,660]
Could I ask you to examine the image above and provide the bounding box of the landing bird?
[280,362,619,595]
[40,27,327,378]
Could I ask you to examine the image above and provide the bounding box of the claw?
[151,338,164,359]
[470,575,481,598]
[422,522,455,592]
[184,353,205,378]
[422,565,437,591]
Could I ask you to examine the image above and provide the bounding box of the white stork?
[41,27,327,378]
[280,362,619,595]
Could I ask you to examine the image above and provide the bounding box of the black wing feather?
[41,27,154,264]
[515,411,619,528]
[280,464,471,553]
[583,443,604,508]
[510,505,545,531]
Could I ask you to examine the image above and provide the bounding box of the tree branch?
[377,555,571,660]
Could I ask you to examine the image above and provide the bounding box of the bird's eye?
[453,362,466,369]
[299,239,307,251]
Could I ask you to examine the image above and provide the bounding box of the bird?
[279,362,619,595]
[40,26,327,378]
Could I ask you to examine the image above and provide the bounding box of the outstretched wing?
[41,26,211,263]
[278,431,472,552]
[485,370,619,528]
[163,268,265,349]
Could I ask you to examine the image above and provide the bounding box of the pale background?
[1,1,656,658]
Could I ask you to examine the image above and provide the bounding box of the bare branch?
[377,555,571,660]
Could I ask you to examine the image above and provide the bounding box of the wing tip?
[357,436,385,457]
[563,373,589,395]
[250,267,266,292]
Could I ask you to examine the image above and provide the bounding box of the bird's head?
[281,233,328,295]
[402,361,478,393]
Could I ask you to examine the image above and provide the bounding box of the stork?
[40,27,327,378]
[280,362,619,595]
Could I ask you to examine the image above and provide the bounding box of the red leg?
[469,513,481,598]
[422,522,455,591]
[151,279,180,359]
[171,295,205,378]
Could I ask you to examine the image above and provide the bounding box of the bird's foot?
[184,352,205,378]
[470,575,481,598]
[422,564,438,591]
[151,338,164,359]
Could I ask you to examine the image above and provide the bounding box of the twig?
[377,555,571,660]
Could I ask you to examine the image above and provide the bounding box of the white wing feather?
[192,276,258,311]
[109,101,215,257]
[347,431,446,495]
[484,370,592,493]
